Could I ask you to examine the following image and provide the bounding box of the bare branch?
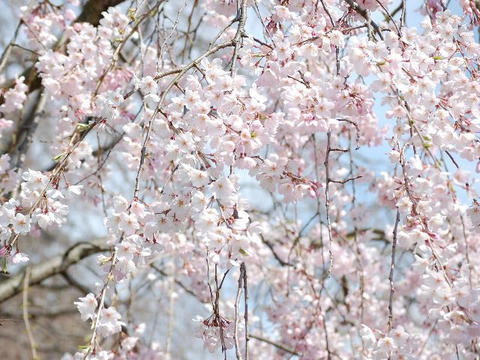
[242,262,249,360]
[0,240,109,303]
[234,268,243,360]
[387,208,401,331]
[249,334,300,356]
[23,267,39,360]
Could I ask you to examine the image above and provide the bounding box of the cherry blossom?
[74,293,98,321]
[0,0,480,359]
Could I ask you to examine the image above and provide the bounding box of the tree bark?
[76,0,127,25]
[0,240,109,303]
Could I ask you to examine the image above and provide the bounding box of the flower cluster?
[1,0,480,359]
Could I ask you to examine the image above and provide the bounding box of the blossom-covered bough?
[0,0,480,358]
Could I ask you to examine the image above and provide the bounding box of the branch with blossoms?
[0,0,480,359]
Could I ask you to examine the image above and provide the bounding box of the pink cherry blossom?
[0,1,479,359]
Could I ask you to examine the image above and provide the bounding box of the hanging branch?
[234,267,244,360]
[23,266,39,360]
[324,131,334,278]
[230,0,249,75]
[387,208,401,332]
[241,262,249,360]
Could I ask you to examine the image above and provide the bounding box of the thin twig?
[249,334,300,356]
[150,264,198,298]
[230,0,248,75]
[0,20,22,74]
[387,208,401,332]
[374,0,401,36]
[234,269,243,360]
[23,267,39,360]
[165,267,176,360]
[445,150,459,168]
[323,132,334,360]
[261,234,295,267]
[242,262,249,360]
[324,131,334,279]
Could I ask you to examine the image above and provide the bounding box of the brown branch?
[241,262,249,360]
[445,150,459,169]
[61,271,92,295]
[150,264,198,298]
[324,131,334,279]
[374,0,401,36]
[23,266,38,360]
[329,175,362,184]
[234,268,243,360]
[0,20,22,75]
[260,234,294,267]
[323,131,333,360]
[230,0,249,75]
[344,0,384,40]
[249,334,300,356]
[76,0,127,26]
[0,240,109,303]
[387,208,401,331]
[12,91,46,168]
